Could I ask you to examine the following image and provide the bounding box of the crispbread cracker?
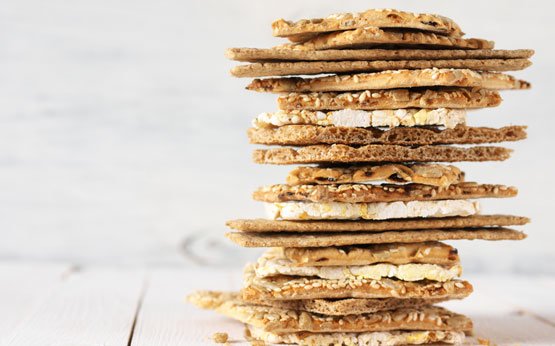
[283,242,459,267]
[226,215,530,233]
[226,228,527,247]
[253,144,512,164]
[247,69,529,93]
[286,164,464,187]
[283,27,492,50]
[248,125,526,146]
[278,88,501,111]
[272,9,464,40]
[245,325,465,346]
[253,182,517,203]
[243,264,473,300]
[189,290,471,333]
[262,297,451,316]
[225,47,534,62]
[231,58,531,77]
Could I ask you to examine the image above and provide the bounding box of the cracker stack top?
[190,8,532,346]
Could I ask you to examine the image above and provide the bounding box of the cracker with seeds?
[253,144,512,164]
[272,9,464,41]
[225,47,534,62]
[247,69,530,93]
[226,228,526,248]
[231,58,531,77]
[248,125,526,146]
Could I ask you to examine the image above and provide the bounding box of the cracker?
[248,125,526,146]
[226,215,530,233]
[283,27,492,50]
[272,9,464,40]
[225,228,527,247]
[262,296,451,316]
[247,69,529,92]
[225,47,534,62]
[243,264,473,300]
[245,325,466,346]
[286,164,464,187]
[277,88,501,111]
[231,58,531,77]
[189,290,471,333]
[253,144,512,164]
[253,182,517,203]
[283,242,459,267]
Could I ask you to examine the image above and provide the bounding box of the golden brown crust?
[283,242,459,267]
[226,228,527,248]
[189,290,472,333]
[282,27,492,50]
[231,59,531,77]
[253,182,517,203]
[253,144,512,164]
[248,125,526,146]
[243,264,474,300]
[277,88,501,111]
[225,47,534,62]
[247,69,529,93]
[286,164,464,187]
[226,215,530,233]
[272,9,464,39]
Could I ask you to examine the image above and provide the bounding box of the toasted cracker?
[226,228,526,248]
[253,144,512,164]
[262,296,451,316]
[283,242,459,267]
[231,58,531,77]
[272,9,464,40]
[277,88,501,111]
[243,263,473,300]
[283,27,492,50]
[245,325,465,346]
[189,290,471,333]
[247,69,529,93]
[226,215,530,233]
[253,182,517,204]
[248,125,526,146]
[225,48,534,62]
[286,164,464,187]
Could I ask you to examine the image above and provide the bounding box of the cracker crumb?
[477,337,491,345]
[250,340,265,346]
[212,332,228,344]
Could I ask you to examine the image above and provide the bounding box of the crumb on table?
[212,332,229,344]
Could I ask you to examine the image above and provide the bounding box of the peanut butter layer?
[188,291,472,334]
[226,228,527,248]
[286,164,464,187]
[254,182,517,203]
[225,47,534,63]
[248,125,526,146]
[243,264,473,300]
[247,69,529,93]
[278,88,501,111]
[231,59,531,77]
[253,144,512,164]
[272,9,464,40]
[283,242,459,267]
[226,215,530,233]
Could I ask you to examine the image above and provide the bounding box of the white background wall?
[0,0,553,273]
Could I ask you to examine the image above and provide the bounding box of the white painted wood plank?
[0,261,72,345]
[131,268,246,346]
[5,267,145,346]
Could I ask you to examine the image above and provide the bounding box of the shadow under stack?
[190,8,532,345]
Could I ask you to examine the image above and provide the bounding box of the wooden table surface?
[1,261,554,346]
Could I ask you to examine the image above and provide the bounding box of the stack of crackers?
[190,8,532,345]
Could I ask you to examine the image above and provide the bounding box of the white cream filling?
[253,108,466,129]
[265,200,480,220]
[255,249,461,282]
[247,326,465,346]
